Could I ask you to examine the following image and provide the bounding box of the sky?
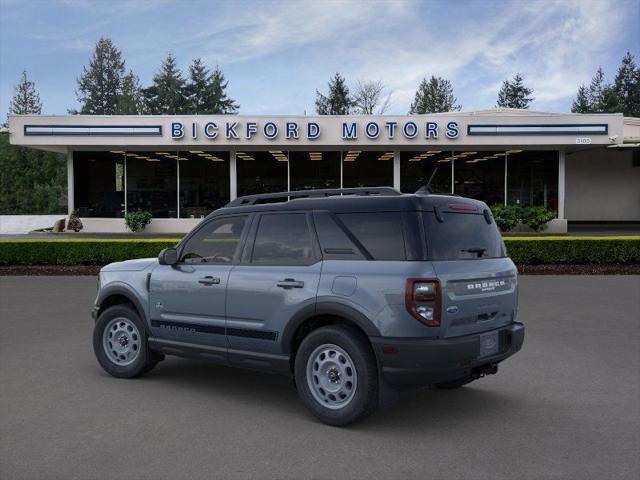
[0,0,638,119]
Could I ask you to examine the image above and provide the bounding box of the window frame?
[175,213,252,266]
[242,211,322,267]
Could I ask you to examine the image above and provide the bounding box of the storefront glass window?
[73,151,125,218]
[236,150,288,196]
[342,150,394,188]
[454,151,505,206]
[289,151,341,190]
[126,152,177,218]
[507,150,558,212]
[178,151,230,218]
[400,150,453,194]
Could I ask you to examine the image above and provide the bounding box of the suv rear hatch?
[423,204,518,339]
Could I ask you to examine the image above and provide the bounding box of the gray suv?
[92,187,524,425]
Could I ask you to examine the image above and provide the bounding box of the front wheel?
[93,304,161,378]
[294,325,378,426]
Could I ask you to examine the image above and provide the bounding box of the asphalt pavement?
[1,275,638,480]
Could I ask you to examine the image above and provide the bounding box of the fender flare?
[280,300,381,354]
[95,282,149,330]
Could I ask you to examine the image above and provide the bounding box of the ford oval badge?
[446,306,459,314]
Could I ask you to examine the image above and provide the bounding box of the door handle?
[277,278,305,289]
[198,276,221,285]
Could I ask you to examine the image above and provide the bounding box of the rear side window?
[424,212,505,260]
[251,213,315,265]
[337,212,406,261]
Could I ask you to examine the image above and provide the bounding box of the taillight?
[405,279,441,327]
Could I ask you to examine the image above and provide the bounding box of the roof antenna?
[415,167,438,194]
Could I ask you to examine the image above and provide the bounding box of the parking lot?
[1,275,638,480]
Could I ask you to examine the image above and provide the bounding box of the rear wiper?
[461,247,487,257]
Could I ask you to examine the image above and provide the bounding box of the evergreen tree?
[588,66,607,112]
[143,53,188,114]
[315,73,353,115]
[613,51,640,117]
[571,85,590,113]
[74,37,126,114]
[8,70,42,116]
[409,76,461,114]
[496,73,534,109]
[117,71,144,115]
[185,59,239,114]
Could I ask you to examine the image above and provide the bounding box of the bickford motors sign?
[171,119,461,141]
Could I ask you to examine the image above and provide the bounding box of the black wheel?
[93,304,161,378]
[434,376,475,389]
[294,325,378,426]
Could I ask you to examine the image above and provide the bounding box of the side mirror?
[158,248,178,266]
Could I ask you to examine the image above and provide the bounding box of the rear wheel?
[294,325,378,426]
[93,304,161,378]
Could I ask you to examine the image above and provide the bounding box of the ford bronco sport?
[92,187,524,425]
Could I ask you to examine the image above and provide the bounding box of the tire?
[434,376,475,389]
[93,304,161,378]
[294,325,378,426]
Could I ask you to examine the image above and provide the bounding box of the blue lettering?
[342,122,357,139]
[426,122,438,139]
[171,122,184,139]
[263,122,278,139]
[307,122,320,139]
[246,122,258,139]
[286,122,299,139]
[204,122,218,139]
[191,122,197,139]
[446,121,459,139]
[403,121,418,139]
[365,122,380,139]
[385,121,397,139]
[226,122,239,139]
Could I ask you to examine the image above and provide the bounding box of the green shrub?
[0,237,638,267]
[521,206,557,232]
[125,211,153,232]
[0,240,178,266]
[490,204,520,232]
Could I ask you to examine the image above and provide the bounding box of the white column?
[340,151,344,188]
[504,153,508,206]
[229,150,237,201]
[66,149,74,216]
[393,150,401,191]
[558,149,566,219]
[451,154,455,194]
[124,156,128,215]
[176,158,180,219]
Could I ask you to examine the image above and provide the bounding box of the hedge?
[0,237,639,266]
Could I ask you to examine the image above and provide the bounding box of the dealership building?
[7,109,640,233]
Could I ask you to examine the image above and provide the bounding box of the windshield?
[424,211,506,260]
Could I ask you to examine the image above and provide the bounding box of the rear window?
[424,212,505,260]
[337,212,406,261]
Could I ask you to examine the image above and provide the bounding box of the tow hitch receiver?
[471,363,498,379]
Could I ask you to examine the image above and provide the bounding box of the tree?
[1,71,66,214]
[315,73,353,115]
[353,80,390,114]
[613,51,640,117]
[571,85,590,113]
[143,53,188,114]
[116,71,144,115]
[185,59,239,114]
[496,73,534,109]
[8,70,42,116]
[409,76,461,114]
[74,37,126,114]
[587,67,607,112]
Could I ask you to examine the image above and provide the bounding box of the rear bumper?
[370,323,525,390]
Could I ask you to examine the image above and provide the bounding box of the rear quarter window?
[337,212,406,261]
[424,212,506,260]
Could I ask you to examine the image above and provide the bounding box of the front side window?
[251,213,314,265]
[180,216,247,264]
[424,212,505,260]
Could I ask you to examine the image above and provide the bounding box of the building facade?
[8,109,640,233]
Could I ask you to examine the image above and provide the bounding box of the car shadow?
[133,357,526,431]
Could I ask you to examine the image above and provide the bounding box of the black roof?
[211,187,489,217]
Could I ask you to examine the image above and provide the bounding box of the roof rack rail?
[226,187,402,207]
